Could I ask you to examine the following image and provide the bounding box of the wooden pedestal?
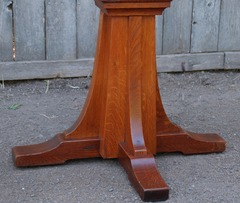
[12,1,226,201]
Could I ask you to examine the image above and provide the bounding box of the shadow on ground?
[0,71,240,203]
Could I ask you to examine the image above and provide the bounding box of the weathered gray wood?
[0,0,13,62]
[218,0,240,51]
[13,0,45,61]
[0,52,228,81]
[77,0,99,58]
[2,0,240,80]
[0,59,94,80]
[225,52,240,69]
[191,0,221,53]
[156,15,163,55]
[157,53,224,72]
[46,0,77,60]
[162,0,193,54]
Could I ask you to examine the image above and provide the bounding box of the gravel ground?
[0,71,240,203]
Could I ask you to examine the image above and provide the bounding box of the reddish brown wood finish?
[13,134,101,166]
[12,0,226,201]
[119,143,169,201]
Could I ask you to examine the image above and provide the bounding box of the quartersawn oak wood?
[155,81,226,154]
[13,134,101,166]
[119,143,169,201]
[12,0,226,202]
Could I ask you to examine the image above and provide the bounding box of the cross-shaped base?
[12,1,226,201]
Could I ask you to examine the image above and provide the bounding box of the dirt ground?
[0,71,240,203]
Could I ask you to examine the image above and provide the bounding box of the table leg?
[156,81,226,154]
[119,143,169,201]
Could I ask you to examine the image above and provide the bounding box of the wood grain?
[99,15,128,158]
[156,71,226,154]
[46,0,77,60]
[2,0,240,66]
[156,52,224,72]
[141,16,157,154]
[95,0,171,16]
[77,0,99,58]
[191,0,221,53]
[12,1,226,202]
[0,0,13,62]
[125,16,147,156]
[0,52,225,81]
[65,12,107,140]
[157,131,226,154]
[163,0,192,54]
[13,134,100,167]
[218,0,240,51]
[156,15,163,55]
[0,59,94,80]
[13,0,45,61]
[119,143,169,202]
[225,52,240,70]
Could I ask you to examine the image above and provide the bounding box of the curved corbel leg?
[119,16,168,202]
[119,143,169,202]
[118,73,169,202]
[156,79,226,154]
[12,13,108,167]
[119,77,169,202]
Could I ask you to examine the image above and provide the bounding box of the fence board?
[157,53,224,72]
[191,0,221,52]
[46,0,77,60]
[156,15,163,55]
[2,0,240,81]
[77,0,99,58]
[218,0,240,51]
[0,59,94,80]
[0,0,13,62]
[13,0,45,61]
[225,52,240,69]
[162,0,193,54]
[0,52,226,81]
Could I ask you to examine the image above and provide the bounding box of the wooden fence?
[0,0,240,80]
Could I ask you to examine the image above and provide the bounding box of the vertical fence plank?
[13,0,45,61]
[191,0,221,52]
[162,0,193,55]
[156,15,163,55]
[77,0,99,58]
[218,0,240,51]
[46,0,77,60]
[0,0,13,61]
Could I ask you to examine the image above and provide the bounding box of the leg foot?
[157,127,226,154]
[119,143,169,202]
[156,80,226,155]
[12,134,100,167]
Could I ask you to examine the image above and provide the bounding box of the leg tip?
[142,187,169,202]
